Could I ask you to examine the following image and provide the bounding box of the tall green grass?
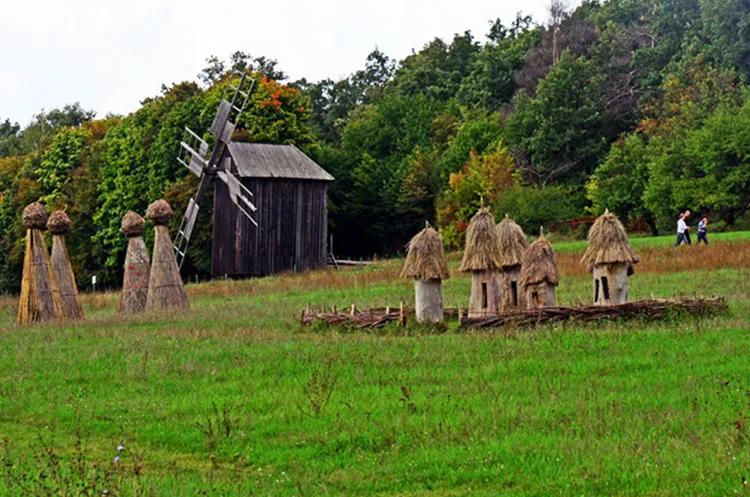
[0,233,749,495]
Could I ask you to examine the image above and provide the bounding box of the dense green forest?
[1,0,750,290]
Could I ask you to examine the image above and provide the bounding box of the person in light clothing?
[675,210,691,246]
[696,215,709,245]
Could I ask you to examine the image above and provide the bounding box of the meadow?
[0,232,749,496]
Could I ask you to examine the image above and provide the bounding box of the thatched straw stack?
[47,210,83,319]
[459,208,501,272]
[22,202,48,229]
[581,209,639,305]
[581,209,639,271]
[146,199,173,226]
[120,211,151,315]
[401,226,449,281]
[17,203,64,324]
[461,208,502,316]
[496,214,528,269]
[496,214,528,310]
[145,200,188,311]
[401,225,448,324]
[47,211,72,235]
[121,211,146,237]
[520,234,559,309]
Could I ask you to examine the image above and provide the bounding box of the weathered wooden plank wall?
[212,179,328,277]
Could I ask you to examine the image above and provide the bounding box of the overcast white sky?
[1,0,568,126]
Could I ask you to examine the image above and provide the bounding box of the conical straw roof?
[496,214,528,268]
[459,208,502,272]
[400,225,449,280]
[520,234,559,288]
[581,209,639,272]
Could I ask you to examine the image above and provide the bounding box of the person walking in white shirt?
[675,210,691,246]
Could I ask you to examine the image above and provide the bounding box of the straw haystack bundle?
[400,226,449,280]
[146,199,173,226]
[145,200,188,311]
[120,211,150,315]
[496,214,528,268]
[17,203,64,324]
[47,210,72,235]
[22,202,48,229]
[47,210,83,319]
[581,209,639,272]
[520,233,559,309]
[520,236,560,289]
[121,211,146,237]
[459,208,501,272]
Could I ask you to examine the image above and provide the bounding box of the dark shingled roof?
[228,143,334,181]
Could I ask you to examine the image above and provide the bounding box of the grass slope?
[0,232,749,496]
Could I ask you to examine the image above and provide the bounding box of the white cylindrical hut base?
[593,263,629,305]
[414,279,443,324]
[524,282,556,309]
[468,270,500,318]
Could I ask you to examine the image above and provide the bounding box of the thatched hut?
[459,208,502,317]
[120,211,151,315]
[496,214,528,311]
[520,233,559,309]
[581,209,639,305]
[17,202,64,324]
[401,225,449,323]
[145,200,189,311]
[47,211,83,319]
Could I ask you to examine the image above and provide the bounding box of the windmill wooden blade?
[217,170,258,226]
[178,127,209,177]
[173,70,259,270]
[174,170,211,268]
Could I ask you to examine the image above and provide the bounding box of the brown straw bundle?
[400,226,449,280]
[146,200,173,226]
[47,210,72,235]
[459,208,502,272]
[496,214,528,268]
[121,211,146,237]
[581,209,639,271]
[22,202,48,229]
[520,235,560,288]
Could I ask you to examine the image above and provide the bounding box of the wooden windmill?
[173,71,258,267]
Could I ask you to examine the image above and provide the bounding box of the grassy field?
[1,231,749,496]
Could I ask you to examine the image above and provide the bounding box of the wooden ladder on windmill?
[174,71,258,268]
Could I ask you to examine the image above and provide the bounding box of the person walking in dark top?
[696,215,709,245]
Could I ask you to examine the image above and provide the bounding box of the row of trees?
[1,0,749,290]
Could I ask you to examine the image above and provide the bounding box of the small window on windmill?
[595,278,600,302]
[511,280,518,306]
[481,282,488,309]
[601,276,610,300]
